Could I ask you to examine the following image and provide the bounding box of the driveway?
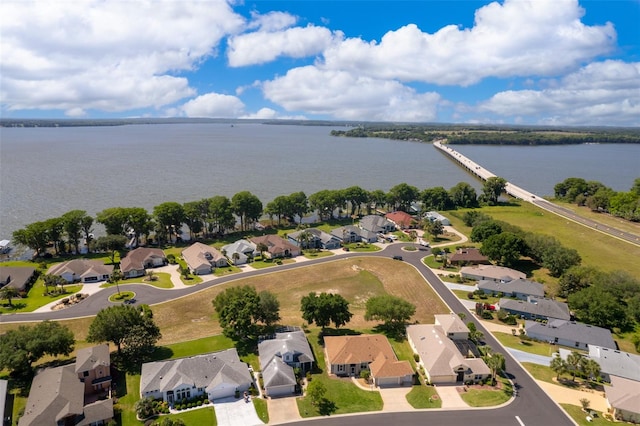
[213,397,263,426]
[378,387,413,412]
[267,396,300,424]
[507,348,552,366]
[434,385,468,408]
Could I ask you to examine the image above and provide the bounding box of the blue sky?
[1,0,639,125]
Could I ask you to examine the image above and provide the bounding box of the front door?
[167,391,174,406]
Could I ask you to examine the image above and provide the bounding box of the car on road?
[392,255,403,261]
[124,298,137,305]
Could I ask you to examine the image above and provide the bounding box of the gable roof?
[588,346,640,382]
[75,344,110,374]
[478,279,545,298]
[258,330,314,369]
[250,235,299,256]
[19,365,84,426]
[181,242,225,269]
[288,228,339,246]
[385,211,415,228]
[499,297,570,320]
[525,320,615,349]
[48,259,114,280]
[0,266,36,291]
[435,313,469,335]
[605,375,640,415]
[460,265,526,281]
[140,349,251,396]
[449,248,489,264]
[358,215,393,233]
[120,247,165,272]
[221,239,256,256]
[261,357,296,389]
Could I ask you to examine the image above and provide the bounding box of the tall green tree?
[388,183,419,212]
[421,187,453,211]
[301,292,352,329]
[61,210,90,254]
[484,352,505,385]
[12,221,50,256]
[95,234,127,263]
[343,186,369,216]
[566,351,584,381]
[482,176,507,205]
[288,191,310,223]
[425,219,444,239]
[470,220,503,243]
[212,286,279,338]
[44,217,65,255]
[207,196,235,235]
[542,245,581,277]
[550,354,567,380]
[153,202,185,244]
[449,182,478,208]
[257,290,281,327]
[96,207,130,235]
[568,286,628,329]
[231,191,263,231]
[480,232,526,267]
[308,190,342,220]
[0,321,74,375]
[364,295,415,331]
[0,286,19,306]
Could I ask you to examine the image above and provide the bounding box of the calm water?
[1,123,638,238]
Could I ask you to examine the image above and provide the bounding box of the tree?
[388,183,419,212]
[95,234,127,263]
[80,214,94,252]
[550,354,567,380]
[470,220,503,243]
[213,286,264,339]
[484,352,505,385]
[582,358,601,382]
[153,202,185,244]
[62,209,90,254]
[566,351,584,381]
[0,286,19,306]
[207,196,235,235]
[300,292,352,329]
[43,273,66,295]
[256,242,269,260]
[542,245,581,277]
[568,286,628,329]
[449,182,478,208]
[96,207,130,235]
[110,269,123,295]
[265,196,289,226]
[480,232,526,267]
[343,186,369,216]
[421,187,453,211]
[135,397,156,419]
[257,290,281,327]
[12,221,50,256]
[364,295,416,331]
[45,217,65,255]
[425,219,444,239]
[482,176,507,205]
[466,322,484,344]
[0,321,74,375]
[231,191,263,231]
[308,190,342,220]
[369,189,388,212]
[306,380,327,406]
[579,398,591,412]
[462,210,491,227]
[183,200,204,239]
[87,305,161,357]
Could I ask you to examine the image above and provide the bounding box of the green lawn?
[117,373,142,425]
[253,397,269,424]
[560,404,612,426]
[108,291,135,303]
[344,243,380,252]
[459,374,513,407]
[452,290,500,305]
[493,332,558,357]
[159,407,217,425]
[406,385,441,409]
[247,259,279,269]
[0,281,82,314]
[303,250,335,259]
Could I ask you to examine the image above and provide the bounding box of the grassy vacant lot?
[492,332,559,357]
[553,200,640,236]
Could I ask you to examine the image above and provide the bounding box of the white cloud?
[247,10,298,32]
[227,25,340,67]
[0,0,244,113]
[180,93,246,118]
[263,66,441,121]
[319,0,615,85]
[478,61,640,125]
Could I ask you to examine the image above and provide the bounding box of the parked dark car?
[392,255,403,261]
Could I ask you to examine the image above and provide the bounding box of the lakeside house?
[331,225,378,244]
[525,320,615,350]
[140,349,252,405]
[425,211,451,226]
[0,266,36,292]
[287,228,341,250]
[250,235,300,259]
[460,265,526,282]
[407,314,490,384]
[324,334,413,387]
[221,239,257,265]
[119,247,166,279]
[47,259,114,284]
[181,242,227,275]
[19,344,113,426]
[478,278,545,300]
[258,330,314,397]
[358,215,395,235]
[385,211,416,229]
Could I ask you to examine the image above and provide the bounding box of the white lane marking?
[515,416,526,426]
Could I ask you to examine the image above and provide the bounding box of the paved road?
[434,140,640,247]
[1,245,576,426]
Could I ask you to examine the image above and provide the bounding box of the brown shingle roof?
[120,247,165,273]
[325,334,395,366]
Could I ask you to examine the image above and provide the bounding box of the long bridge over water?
[433,140,640,247]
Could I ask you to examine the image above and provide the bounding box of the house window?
[575,341,580,347]
[83,371,89,377]
[338,365,344,372]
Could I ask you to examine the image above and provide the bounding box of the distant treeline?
[330,124,640,145]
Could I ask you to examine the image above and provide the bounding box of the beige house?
[182,242,227,275]
[324,334,413,387]
[75,344,111,395]
[119,247,166,278]
[250,235,300,259]
[47,259,114,283]
[606,375,640,423]
[407,314,490,384]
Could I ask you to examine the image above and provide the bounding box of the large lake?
[1,123,638,238]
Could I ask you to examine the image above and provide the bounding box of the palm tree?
[256,242,268,260]
[110,270,123,296]
[0,286,19,306]
[550,354,567,380]
[566,351,583,381]
[582,359,601,382]
[485,353,505,385]
[232,252,240,265]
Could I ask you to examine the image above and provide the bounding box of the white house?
[47,259,114,283]
[181,242,227,275]
[221,239,257,265]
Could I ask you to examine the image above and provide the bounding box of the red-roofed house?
[385,211,416,229]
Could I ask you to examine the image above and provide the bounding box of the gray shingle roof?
[525,320,615,349]
[258,331,314,369]
[0,266,36,291]
[75,344,110,374]
[499,297,570,320]
[261,357,296,388]
[588,346,640,382]
[478,279,545,298]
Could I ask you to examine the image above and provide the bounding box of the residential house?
[182,242,227,275]
[140,349,252,404]
[449,248,490,266]
[250,235,300,259]
[258,330,314,397]
[119,247,166,279]
[525,320,615,350]
[585,346,640,383]
[75,344,112,396]
[385,211,416,229]
[605,376,640,423]
[425,211,451,226]
[221,239,257,265]
[331,225,378,244]
[0,266,36,292]
[499,297,571,321]
[19,346,113,426]
[48,259,114,283]
[478,279,544,300]
[358,215,395,235]
[407,314,491,384]
[324,334,413,387]
[460,265,526,282]
[288,228,341,250]
[0,239,10,254]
